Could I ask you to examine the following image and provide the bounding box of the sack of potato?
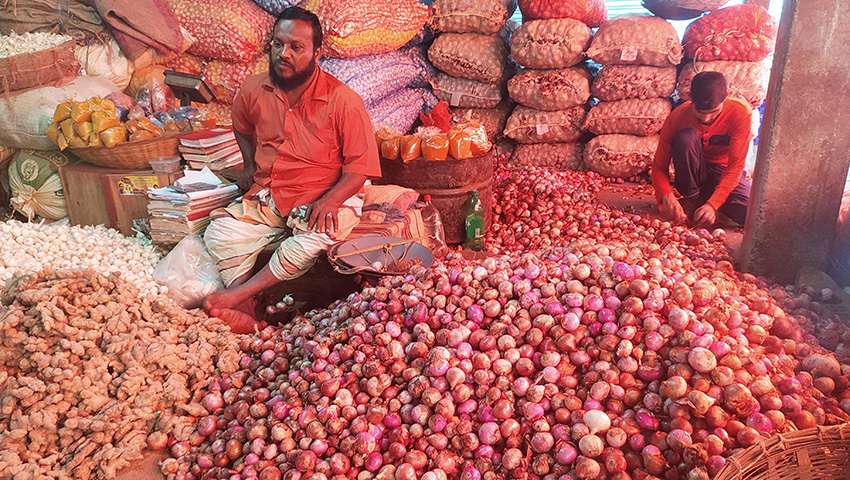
[431,73,505,109]
[512,143,584,170]
[584,98,672,137]
[504,106,586,144]
[584,134,660,178]
[586,16,683,67]
[428,33,509,84]
[510,19,592,69]
[508,67,591,111]
[592,65,677,101]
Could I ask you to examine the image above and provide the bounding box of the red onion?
[554,442,578,465]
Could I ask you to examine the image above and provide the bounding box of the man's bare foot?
[214,308,259,334]
[205,292,261,333]
[203,289,242,314]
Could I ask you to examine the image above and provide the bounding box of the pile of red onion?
[159,166,850,480]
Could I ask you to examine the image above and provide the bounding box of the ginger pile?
[0,271,241,479]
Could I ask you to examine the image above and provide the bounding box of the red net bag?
[305,0,429,58]
[517,0,607,28]
[683,4,778,62]
[167,55,269,104]
[168,0,273,63]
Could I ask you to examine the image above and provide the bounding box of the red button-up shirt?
[231,67,381,216]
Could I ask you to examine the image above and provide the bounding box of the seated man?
[651,71,753,228]
[203,6,380,332]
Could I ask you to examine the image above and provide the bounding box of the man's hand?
[307,196,342,235]
[658,193,687,224]
[236,167,255,192]
[693,204,717,228]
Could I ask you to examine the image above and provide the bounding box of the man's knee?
[672,128,700,151]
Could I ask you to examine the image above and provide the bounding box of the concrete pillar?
[738,0,850,283]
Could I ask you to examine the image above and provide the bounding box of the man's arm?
[308,172,368,233]
[651,114,687,223]
[234,130,256,192]
[230,87,257,192]
[705,110,752,211]
[308,90,382,234]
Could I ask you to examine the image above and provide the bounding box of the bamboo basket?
[715,423,850,480]
[69,135,180,170]
[0,40,79,93]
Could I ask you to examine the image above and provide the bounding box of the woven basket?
[0,40,79,93]
[715,423,850,480]
[69,135,180,170]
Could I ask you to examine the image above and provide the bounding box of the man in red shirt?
[651,72,753,228]
[202,7,381,332]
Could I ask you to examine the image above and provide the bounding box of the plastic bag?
[422,133,450,161]
[400,135,422,163]
[381,136,401,160]
[153,235,224,309]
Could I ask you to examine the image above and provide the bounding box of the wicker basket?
[69,135,180,170]
[715,423,850,480]
[0,40,79,93]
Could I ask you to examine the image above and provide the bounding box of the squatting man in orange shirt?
[202,7,381,332]
[651,71,753,228]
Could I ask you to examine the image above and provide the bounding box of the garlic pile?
[0,221,164,297]
[0,32,73,59]
[0,271,242,479]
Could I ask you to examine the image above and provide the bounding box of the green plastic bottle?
[464,190,485,251]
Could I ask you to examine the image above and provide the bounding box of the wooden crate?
[59,163,182,236]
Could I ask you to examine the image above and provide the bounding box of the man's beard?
[269,56,317,91]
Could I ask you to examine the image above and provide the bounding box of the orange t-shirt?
[231,68,381,216]
[651,98,753,210]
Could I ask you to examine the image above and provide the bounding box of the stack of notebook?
[147,168,240,244]
[179,128,243,171]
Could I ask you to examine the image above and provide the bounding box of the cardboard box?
[60,163,182,235]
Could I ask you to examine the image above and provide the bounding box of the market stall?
[3,1,850,480]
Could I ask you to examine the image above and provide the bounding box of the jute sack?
[511,19,591,70]
[432,73,504,109]
[587,15,682,67]
[508,67,591,111]
[451,101,514,141]
[592,65,676,101]
[429,33,509,83]
[584,98,672,137]
[678,60,769,108]
[504,106,586,144]
[584,134,659,178]
[8,150,71,220]
[512,143,583,170]
[431,0,516,35]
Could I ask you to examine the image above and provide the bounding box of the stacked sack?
[165,0,275,123]
[505,0,603,170]
[428,0,515,141]
[679,4,778,109]
[306,0,432,134]
[583,16,682,179]
[321,48,434,136]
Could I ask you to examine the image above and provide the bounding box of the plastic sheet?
[153,235,224,309]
